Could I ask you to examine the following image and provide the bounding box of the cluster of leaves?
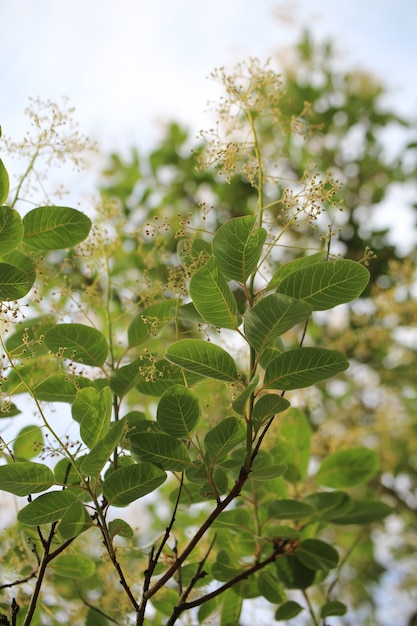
[0,32,415,626]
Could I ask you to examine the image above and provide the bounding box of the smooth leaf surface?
[320,601,347,618]
[330,500,392,525]
[296,539,339,571]
[23,206,91,250]
[135,359,202,396]
[276,409,311,481]
[0,205,23,254]
[0,158,10,204]
[80,419,126,476]
[275,600,304,620]
[0,461,54,496]
[103,462,167,506]
[277,259,370,310]
[57,499,93,540]
[269,252,324,289]
[316,447,380,488]
[128,300,174,347]
[189,256,239,329]
[72,386,112,448]
[212,215,267,282]
[48,554,96,579]
[269,499,315,519]
[110,358,142,397]
[264,347,349,390]
[35,375,94,403]
[44,324,108,367]
[166,339,240,382]
[0,262,34,300]
[130,432,192,471]
[156,385,201,438]
[13,425,44,461]
[252,394,290,428]
[244,294,312,352]
[204,416,246,463]
[17,490,78,525]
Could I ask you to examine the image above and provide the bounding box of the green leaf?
[0,158,10,204]
[269,499,315,519]
[244,294,312,352]
[275,556,315,589]
[110,358,142,397]
[86,608,111,626]
[5,315,55,358]
[156,385,201,438]
[44,323,108,367]
[103,462,166,506]
[330,500,392,525]
[257,569,286,604]
[177,237,211,267]
[80,419,126,476]
[212,215,267,283]
[0,461,54,496]
[22,206,91,250]
[0,205,24,254]
[252,394,290,429]
[130,431,192,471]
[275,600,304,620]
[166,339,240,382]
[135,359,202,396]
[204,417,246,463]
[320,601,347,618]
[108,518,134,540]
[127,300,174,347]
[72,386,112,448]
[264,347,348,390]
[277,259,370,310]
[35,374,94,403]
[13,425,44,461]
[17,490,78,525]
[189,256,239,329]
[276,409,311,481]
[316,447,380,488]
[220,588,242,626]
[49,554,96,579]
[303,491,352,521]
[232,374,259,415]
[269,252,324,289]
[57,499,93,540]
[296,539,339,571]
[0,262,34,300]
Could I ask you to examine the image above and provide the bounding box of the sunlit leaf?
[190,256,239,329]
[0,262,34,300]
[13,425,44,461]
[276,409,311,481]
[103,462,166,506]
[277,259,370,310]
[212,215,267,283]
[316,447,379,488]
[17,490,78,525]
[35,374,94,403]
[57,499,93,540]
[44,323,108,367]
[0,205,23,254]
[269,252,324,289]
[130,431,192,471]
[0,158,10,204]
[80,419,126,477]
[166,339,240,382]
[264,347,348,390]
[72,386,112,448]
[0,461,54,496]
[23,206,91,250]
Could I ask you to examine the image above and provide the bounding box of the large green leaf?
[204,416,246,463]
[296,539,339,571]
[127,300,174,347]
[264,347,348,390]
[165,339,240,382]
[130,431,192,471]
[13,425,44,461]
[44,324,108,367]
[57,499,93,540]
[252,394,290,429]
[48,554,96,579]
[220,587,242,626]
[103,462,166,506]
[268,252,324,289]
[17,490,78,525]
[316,447,380,488]
[275,601,304,621]
[277,259,370,310]
[72,386,112,449]
[269,499,315,519]
[0,262,35,300]
[156,385,201,438]
[80,419,126,477]
[135,359,202,396]
[330,500,392,525]
[244,294,312,352]
[110,358,142,397]
[0,158,10,204]
[5,315,55,358]
[22,206,91,250]
[35,374,94,403]
[212,215,267,283]
[0,205,23,254]
[0,461,54,496]
[275,556,315,590]
[303,491,352,522]
[276,409,311,481]
[189,256,239,329]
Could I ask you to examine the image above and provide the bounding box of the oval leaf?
[316,447,380,488]
[0,158,10,204]
[17,490,78,525]
[0,205,23,254]
[80,419,126,476]
[296,539,339,571]
[277,259,370,310]
[165,339,240,383]
[72,386,112,448]
[23,206,91,250]
[0,461,54,496]
[156,385,201,438]
[190,257,239,329]
[48,554,96,579]
[128,300,174,347]
[57,499,93,540]
[130,431,192,471]
[204,416,246,463]
[264,347,348,390]
[44,324,108,367]
[275,600,304,620]
[103,462,166,506]
[212,216,267,282]
[13,425,44,461]
[244,294,312,352]
[0,262,34,300]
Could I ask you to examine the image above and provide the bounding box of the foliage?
[0,33,416,626]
